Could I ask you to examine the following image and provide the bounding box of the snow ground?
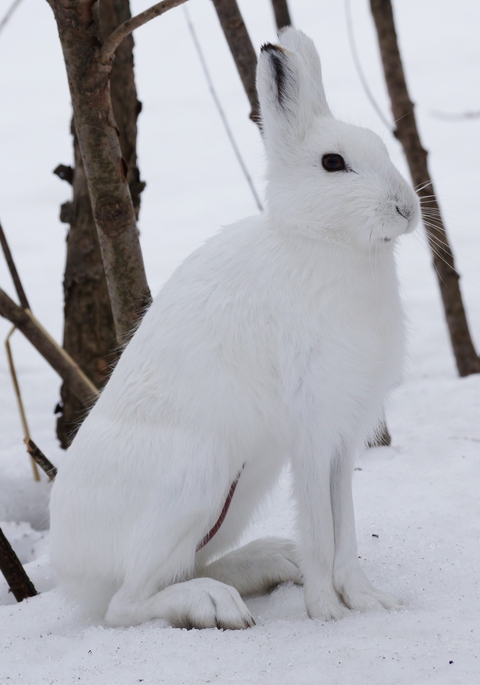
[0,0,479,683]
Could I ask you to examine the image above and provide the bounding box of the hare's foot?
[106,578,255,630]
[334,562,401,612]
[198,537,302,597]
[304,579,349,622]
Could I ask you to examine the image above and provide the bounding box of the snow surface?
[1,0,480,683]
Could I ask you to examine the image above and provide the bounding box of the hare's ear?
[257,32,331,155]
[277,27,331,118]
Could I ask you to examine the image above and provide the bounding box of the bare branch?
[429,109,480,121]
[211,0,260,125]
[0,220,30,310]
[25,439,57,482]
[0,0,24,36]
[271,0,292,30]
[370,0,480,376]
[0,217,99,403]
[100,0,189,64]
[0,289,99,405]
[0,527,37,602]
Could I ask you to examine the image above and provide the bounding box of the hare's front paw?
[334,563,401,612]
[305,584,348,621]
[164,578,256,630]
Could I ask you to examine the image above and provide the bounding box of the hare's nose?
[396,205,410,220]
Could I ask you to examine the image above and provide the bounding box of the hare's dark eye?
[322,154,346,172]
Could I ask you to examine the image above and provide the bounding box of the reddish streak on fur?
[196,469,243,552]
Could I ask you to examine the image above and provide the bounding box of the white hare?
[49,28,419,629]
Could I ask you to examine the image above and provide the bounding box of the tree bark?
[0,527,37,602]
[210,0,260,125]
[271,0,292,30]
[47,0,151,346]
[56,0,146,448]
[370,0,480,376]
[56,127,118,447]
[102,0,146,219]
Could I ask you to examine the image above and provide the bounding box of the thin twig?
[24,439,57,482]
[100,0,189,64]
[0,220,30,309]
[5,327,40,481]
[429,109,480,121]
[0,0,24,36]
[184,7,263,212]
[1,221,40,479]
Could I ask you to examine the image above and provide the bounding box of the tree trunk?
[370,0,480,376]
[102,0,146,219]
[47,0,151,346]
[56,129,118,447]
[56,0,145,448]
[271,0,292,30]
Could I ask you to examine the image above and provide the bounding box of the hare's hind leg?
[106,577,255,629]
[104,505,256,629]
[198,537,302,597]
[105,437,288,628]
[104,434,256,629]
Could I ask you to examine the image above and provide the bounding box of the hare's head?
[257,28,419,249]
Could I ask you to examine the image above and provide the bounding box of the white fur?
[49,28,419,629]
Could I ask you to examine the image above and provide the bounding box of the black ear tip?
[260,42,284,55]
[260,44,288,106]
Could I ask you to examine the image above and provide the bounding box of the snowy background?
[1,0,480,682]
